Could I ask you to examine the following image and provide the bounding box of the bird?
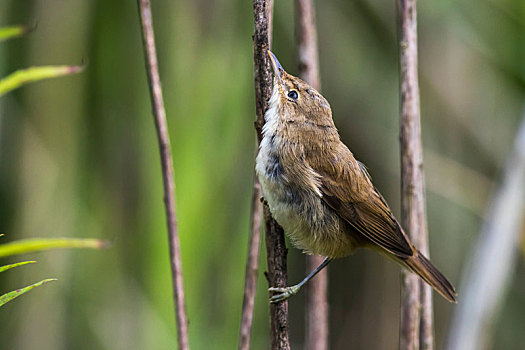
[255,50,457,304]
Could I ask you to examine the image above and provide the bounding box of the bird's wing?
[315,155,414,259]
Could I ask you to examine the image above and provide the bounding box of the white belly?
[256,138,357,258]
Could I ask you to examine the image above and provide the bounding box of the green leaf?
[0,261,36,273]
[0,238,107,258]
[0,279,57,307]
[0,65,84,97]
[0,25,30,42]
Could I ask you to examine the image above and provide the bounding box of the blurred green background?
[1,0,524,349]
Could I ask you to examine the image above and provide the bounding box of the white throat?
[261,82,281,139]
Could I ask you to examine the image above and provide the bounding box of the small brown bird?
[256,51,457,304]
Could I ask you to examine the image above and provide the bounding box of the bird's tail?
[405,251,458,303]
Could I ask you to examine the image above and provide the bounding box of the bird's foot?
[268,285,301,303]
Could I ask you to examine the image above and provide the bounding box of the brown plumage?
[256,51,457,303]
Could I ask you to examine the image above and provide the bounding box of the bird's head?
[267,51,333,128]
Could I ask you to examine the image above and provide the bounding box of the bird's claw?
[268,285,301,303]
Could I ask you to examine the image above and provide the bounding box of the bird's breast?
[255,132,358,258]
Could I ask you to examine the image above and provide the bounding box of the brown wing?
[316,157,413,259]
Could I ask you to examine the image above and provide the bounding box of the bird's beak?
[268,50,285,87]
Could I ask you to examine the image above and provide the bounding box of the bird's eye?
[287,90,298,100]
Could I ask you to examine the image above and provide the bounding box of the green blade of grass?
[0,65,84,97]
[0,238,107,258]
[0,25,30,42]
[0,279,57,307]
[0,261,36,273]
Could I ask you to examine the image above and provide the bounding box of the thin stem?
[136,1,189,349]
[263,205,289,350]
[296,0,320,90]
[238,175,264,350]
[295,1,328,349]
[397,0,433,349]
[238,2,274,347]
[305,255,328,350]
[253,1,290,348]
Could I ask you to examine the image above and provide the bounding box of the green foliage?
[0,65,84,97]
[0,23,83,97]
[0,260,35,273]
[0,24,29,42]
[0,258,45,308]
[0,278,56,307]
[0,237,106,307]
[0,22,97,309]
[0,238,106,258]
